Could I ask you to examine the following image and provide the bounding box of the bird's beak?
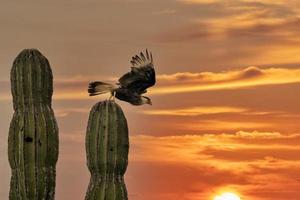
[148,101,152,105]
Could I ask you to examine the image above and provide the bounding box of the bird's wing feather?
[118,49,156,94]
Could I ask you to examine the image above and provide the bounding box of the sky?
[0,0,300,199]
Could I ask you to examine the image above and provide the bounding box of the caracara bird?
[88,50,156,105]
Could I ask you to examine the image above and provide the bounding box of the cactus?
[85,100,129,200]
[8,49,59,200]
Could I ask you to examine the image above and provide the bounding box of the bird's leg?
[109,91,116,101]
[112,91,116,101]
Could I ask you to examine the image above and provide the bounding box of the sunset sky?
[1,0,300,199]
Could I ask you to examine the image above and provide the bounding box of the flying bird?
[88,50,156,105]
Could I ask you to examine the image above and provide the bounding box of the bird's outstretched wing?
[118,49,156,94]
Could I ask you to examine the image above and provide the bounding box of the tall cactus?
[85,100,129,200]
[8,49,59,200]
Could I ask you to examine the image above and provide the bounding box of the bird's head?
[142,96,152,105]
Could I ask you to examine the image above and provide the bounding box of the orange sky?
[1,0,300,200]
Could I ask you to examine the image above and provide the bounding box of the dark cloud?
[238,66,264,79]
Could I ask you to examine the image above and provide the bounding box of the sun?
[213,192,241,200]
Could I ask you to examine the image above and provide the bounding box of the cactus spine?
[85,100,129,200]
[8,49,59,200]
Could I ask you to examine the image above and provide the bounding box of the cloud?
[238,66,264,78]
[235,130,284,139]
[152,66,300,95]
[140,105,292,134]
[227,17,300,39]
[141,105,281,117]
[129,131,300,199]
[130,131,300,164]
[142,106,248,116]
[157,1,300,43]
[156,66,264,84]
[187,120,272,132]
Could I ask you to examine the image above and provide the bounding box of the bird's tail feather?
[88,81,116,96]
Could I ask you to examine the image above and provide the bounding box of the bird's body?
[114,87,151,105]
[88,50,155,106]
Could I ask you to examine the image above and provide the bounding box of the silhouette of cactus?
[8,49,59,200]
[85,100,129,200]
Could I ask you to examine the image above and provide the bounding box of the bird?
[88,49,156,106]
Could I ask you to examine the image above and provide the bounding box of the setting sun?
[213,192,241,200]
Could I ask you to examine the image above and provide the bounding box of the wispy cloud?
[157,66,264,83]
[189,120,272,131]
[158,1,300,43]
[152,66,300,94]
[129,131,300,199]
[142,106,248,116]
[131,131,300,164]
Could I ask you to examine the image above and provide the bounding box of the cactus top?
[86,100,129,176]
[11,49,54,110]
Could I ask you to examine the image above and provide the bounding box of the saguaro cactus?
[85,100,129,200]
[8,49,59,200]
